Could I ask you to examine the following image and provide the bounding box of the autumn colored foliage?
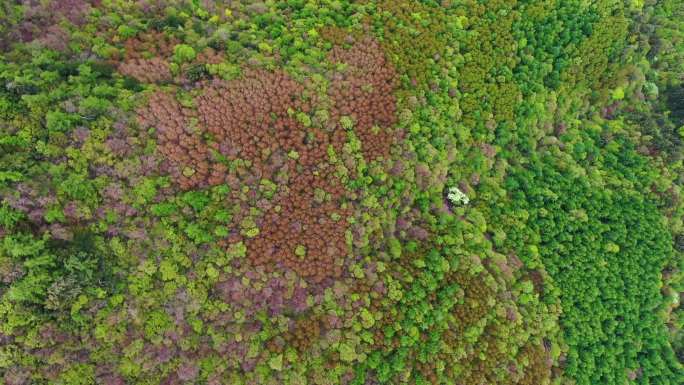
[0,1,683,385]
[137,37,398,282]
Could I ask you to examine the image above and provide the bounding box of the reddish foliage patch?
[137,92,212,190]
[196,47,224,65]
[248,170,351,281]
[328,37,398,160]
[117,31,178,83]
[122,31,179,60]
[118,32,223,83]
[282,315,323,352]
[196,69,330,175]
[138,37,398,281]
[119,57,172,83]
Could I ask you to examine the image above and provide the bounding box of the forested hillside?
[0,1,683,384]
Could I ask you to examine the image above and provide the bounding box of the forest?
[0,1,683,384]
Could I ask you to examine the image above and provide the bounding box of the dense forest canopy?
[0,1,683,384]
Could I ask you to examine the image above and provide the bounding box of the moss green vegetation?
[0,1,683,384]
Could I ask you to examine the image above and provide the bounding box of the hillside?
[0,1,683,384]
